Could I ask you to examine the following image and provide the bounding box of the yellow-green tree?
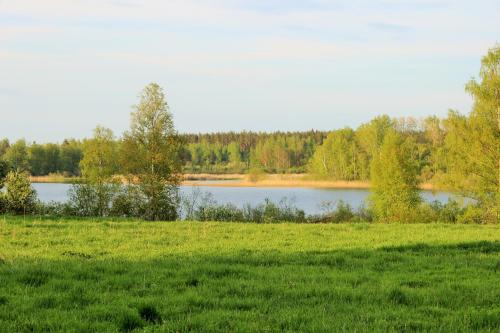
[443,46,500,221]
[80,126,118,184]
[71,126,118,216]
[121,83,182,221]
[308,128,365,180]
[3,139,29,172]
[370,130,421,223]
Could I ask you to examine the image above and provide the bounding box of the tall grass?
[0,218,499,332]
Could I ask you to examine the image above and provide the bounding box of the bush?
[68,183,119,217]
[355,204,374,222]
[195,203,245,222]
[241,198,306,223]
[457,205,485,224]
[34,201,76,217]
[331,201,355,223]
[3,171,37,214]
[0,160,9,190]
[141,185,179,221]
[426,200,465,223]
[310,200,370,223]
[182,190,306,223]
[110,185,145,218]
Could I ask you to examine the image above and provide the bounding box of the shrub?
[330,200,355,223]
[0,159,9,190]
[457,205,485,224]
[355,204,373,222]
[195,203,244,222]
[110,185,145,218]
[241,198,306,223]
[68,183,119,217]
[182,190,306,223]
[427,200,465,223]
[35,201,76,217]
[311,200,370,223]
[140,185,179,221]
[3,171,37,214]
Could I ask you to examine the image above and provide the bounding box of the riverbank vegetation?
[1,46,499,223]
[0,218,499,332]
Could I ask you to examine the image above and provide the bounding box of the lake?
[32,182,459,215]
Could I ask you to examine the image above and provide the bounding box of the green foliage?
[308,128,368,180]
[183,194,306,223]
[440,46,500,222]
[80,126,118,184]
[2,170,37,214]
[0,138,9,157]
[248,166,265,183]
[59,139,83,176]
[121,83,182,220]
[71,127,121,217]
[0,219,499,332]
[0,159,9,189]
[356,115,394,159]
[182,131,325,174]
[3,139,29,172]
[370,130,421,223]
[68,183,119,217]
[109,185,145,218]
[227,142,243,172]
[0,138,82,177]
[425,200,465,224]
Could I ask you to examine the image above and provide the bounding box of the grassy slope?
[0,217,499,332]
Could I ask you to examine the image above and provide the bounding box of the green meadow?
[0,217,499,332]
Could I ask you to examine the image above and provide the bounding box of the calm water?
[32,182,458,215]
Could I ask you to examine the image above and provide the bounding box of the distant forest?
[0,114,457,183]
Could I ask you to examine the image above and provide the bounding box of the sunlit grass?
[0,216,499,332]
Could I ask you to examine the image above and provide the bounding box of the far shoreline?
[30,173,438,191]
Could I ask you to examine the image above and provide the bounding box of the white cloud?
[0,0,497,140]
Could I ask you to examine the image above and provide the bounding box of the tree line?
[0,113,489,185]
[0,131,326,176]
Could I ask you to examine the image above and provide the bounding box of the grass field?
[0,217,499,332]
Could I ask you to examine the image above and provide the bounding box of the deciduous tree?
[121,83,182,220]
[370,130,421,223]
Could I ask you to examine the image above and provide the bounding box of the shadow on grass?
[0,241,499,332]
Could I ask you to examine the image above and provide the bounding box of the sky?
[1,0,499,143]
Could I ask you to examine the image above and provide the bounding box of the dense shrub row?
[0,170,490,224]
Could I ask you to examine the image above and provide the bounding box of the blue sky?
[1,0,499,142]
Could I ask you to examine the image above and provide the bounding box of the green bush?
[68,183,119,217]
[3,171,37,214]
[110,185,145,218]
[140,185,179,221]
[184,192,306,223]
[0,159,9,190]
[457,205,485,224]
[195,203,245,222]
[426,200,465,223]
[35,201,76,217]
